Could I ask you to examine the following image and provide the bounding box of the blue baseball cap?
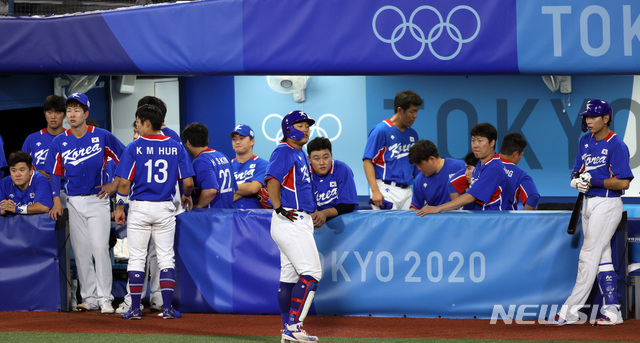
[229,124,255,138]
[66,92,90,111]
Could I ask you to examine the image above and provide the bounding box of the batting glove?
[570,178,581,190]
[275,206,298,222]
[576,180,590,193]
[580,172,592,184]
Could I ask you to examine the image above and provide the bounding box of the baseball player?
[44,92,125,314]
[498,133,540,210]
[229,124,270,209]
[363,90,423,210]
[448,152,479,210]
[183,123,237,209]
[265,110,321,342]
[138,96,181,142]
[21,95,66,178]
[549,99,633,326]
[0,151,53,215]
[114,104,195,320]
[408,139,465,210]
[417,123,507,215]
[307,137,359,228]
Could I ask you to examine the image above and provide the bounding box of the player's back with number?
[193,149,237,208]
[118,137,192,201]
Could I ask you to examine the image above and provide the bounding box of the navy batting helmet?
[281,110,315,141]
[579,99,611,132]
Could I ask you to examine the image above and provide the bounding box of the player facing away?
[114,104,195,320]
[22,94,66,179]
[408,139,465,210]
[549,99,633,326]
[498,133,540,210]
[307,137,359,228]
[363,90,423,210]
[137,96,182,142]
[417,123,507,215]
[45,92,125,313]
[182,123,237,209]
[229,124,271,209]
[0,151,53,215]
[265,110,321,342]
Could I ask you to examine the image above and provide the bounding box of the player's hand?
[370,190,384,208]
[49,198,64,220]
[576,180,589,193]
[580,172,592,185]
[275,206,298,221]
[570,178,581,190]
[95,180,118,199]
[416,205,440,217]
[114,208,126,226]
[0,199,15,213]
[181,195,193,211]
[312,210,327,228]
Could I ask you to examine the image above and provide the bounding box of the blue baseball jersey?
[115,134,194,201]
[0,135,6,179]
[265,142,316,213]
[363,119,418,186]
[22,129,62,171]
[573,131,634,197]
[160,127,181,143]
[45,126,125,197]
[0,171,53,209]
[192,148,237,209]
[501,157,540,210]
[448,168,475,210]
[311,159,359,211]
[231,155,268,209]
[411,158,465,208]
[467,154,507,210]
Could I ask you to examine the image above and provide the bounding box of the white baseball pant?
[126,201,177,272]
[370,179,412,210]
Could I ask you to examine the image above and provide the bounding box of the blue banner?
[0,214,61,311]
[174,209,583,318]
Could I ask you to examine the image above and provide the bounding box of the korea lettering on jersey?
[363,119,418,186]
[501,157,540,210]
[115,135,194,201]
[22,128,60,170]
[311,159,359,211]
[573,131,634,197]
[45,126,125,196]
[231,155,268,209]
[411,158,465,209]
[265,142,316,213]
[193,148,237,209]
[467,154,507,210]
[0,171,53,209]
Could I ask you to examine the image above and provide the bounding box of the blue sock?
[597,270,619,305]
[278,282,294,329]
[288,275,318,325]
[128,270,145,312]
[159,268,176,310]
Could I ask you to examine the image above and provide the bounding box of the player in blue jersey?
[550,99,633,326]
[417,123,507,215]
[114,104,195,320]
[498,133,540,210]
[408,140,465,210]
[22,95,66,178]
[44,92,125,314]
[229,124,270,209]
[448,152,479,210]
[265,110,321,342]
[182,123,237,209]
[0,151,52,215]
[363,90,423,210]
[307,137,358,228]
[137,96,181,142]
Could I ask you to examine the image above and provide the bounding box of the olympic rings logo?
[372,5,481,61]
[262,113,343,143]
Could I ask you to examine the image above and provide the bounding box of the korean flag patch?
[330,181,337,187]
[602,148,608,155]
[92,137,99,143]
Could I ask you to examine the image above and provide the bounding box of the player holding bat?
[549,99,633,326]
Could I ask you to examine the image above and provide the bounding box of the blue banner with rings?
[174,209,587,318]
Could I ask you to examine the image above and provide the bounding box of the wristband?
[590,178,605,188]
[116,191,128,206]
[16,204,28,215]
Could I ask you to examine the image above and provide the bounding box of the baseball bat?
[567,193,583,235]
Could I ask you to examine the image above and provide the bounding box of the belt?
[296,210,312,215]
[382,180,409,189]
